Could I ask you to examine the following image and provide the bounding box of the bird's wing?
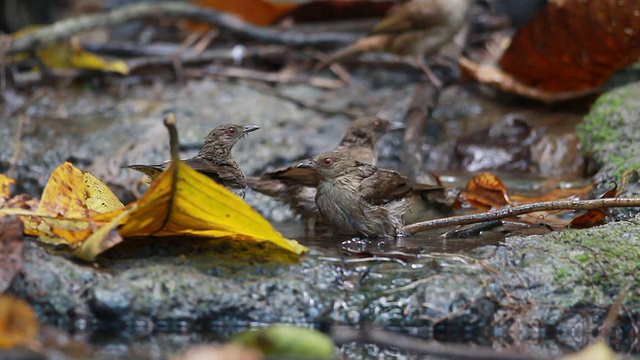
[358,166,412,204]
[268,164,322,187]
[372,0,445,34]
[182,158,244,189]
[412,183,459,206]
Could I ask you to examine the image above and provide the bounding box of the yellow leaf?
[0,295,38,349]
[13,27,128,74]
[118,161,307,255]
[68,50,129,74]
[233,325,334,358]
[73,208,128,261]
[0,174,15,202]
[14,162,121,250]
[560,340,617,360]
[84,172,124,213]
[36,162,93,218]
[0,113,306,260]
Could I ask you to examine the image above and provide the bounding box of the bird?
[319,0,473,87]
[297,151,410,238]
[126,123,260,198]
[246,116,400,228]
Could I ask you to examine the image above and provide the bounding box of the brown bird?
[246,116,399,227]
[126,123,260,198]
[320,0,472,87]
[297,151,410,237]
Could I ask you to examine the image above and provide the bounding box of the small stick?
[203,65,343,89]
[331,326,544,360]
[7,115,27,180]
[7,2,359,55]
[403,198,640,235]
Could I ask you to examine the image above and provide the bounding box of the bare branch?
[403,198,640,234]
[7,2,359,55]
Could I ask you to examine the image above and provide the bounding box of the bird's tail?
[386,198,410,236]
[246,176,288,197]
[124,164,162,178]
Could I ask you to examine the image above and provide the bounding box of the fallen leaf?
[560,340,616,360]
[184,0,297,32]
[0,175,14,204]
[72,208,128,262]
[177,344,263,360]
[498,0,640,92]
[0,216,24,294]
[461,173,512,210]
[0,296,38,349]
[0,114,307,261]
[83,172,124,213]
[114,160,307,255]
[12,27,129,74]
[568,185,617,229]
[283,0,394,23]
[233,325,334,359]
[18,163,111,248]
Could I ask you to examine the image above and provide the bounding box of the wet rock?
[577,81,640,219]
[10,241,110,324]
[454,115,535,172]
[10,218,640,353]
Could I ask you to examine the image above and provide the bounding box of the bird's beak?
[389,121,405,131]
[296,160,315,169]
[243,125,260,134]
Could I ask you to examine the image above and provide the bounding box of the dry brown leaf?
[498,0,640,92]
[568,185,617,229]
[461,173,512,210]
[184,0,297,32]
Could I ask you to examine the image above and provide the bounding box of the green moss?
[547,224,640,304]
[576,82,640,183]
[574,254,590,263]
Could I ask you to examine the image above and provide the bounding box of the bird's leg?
[408,55,443,89]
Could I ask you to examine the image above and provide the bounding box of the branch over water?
[403,198,640,234]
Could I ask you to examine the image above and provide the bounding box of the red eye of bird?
[373,121,381,129]
[323,158,332,166]
[227,127,236,135]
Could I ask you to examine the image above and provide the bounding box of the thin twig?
[202,65,343,89]
[7,2,359,55]
[124,45,291,71]
[331,326,544,360]
[403,198,640,234]
[7,115,27,180]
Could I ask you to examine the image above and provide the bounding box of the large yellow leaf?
[0,114,306,261]
[116,160,307,255]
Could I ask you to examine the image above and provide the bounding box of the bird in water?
[126,123,259,198]
[247,117,400,228]
[297,150,410,238]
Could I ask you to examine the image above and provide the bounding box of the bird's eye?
[323,158,332,166]
[227,127,236,135]
[373,121,381,129]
